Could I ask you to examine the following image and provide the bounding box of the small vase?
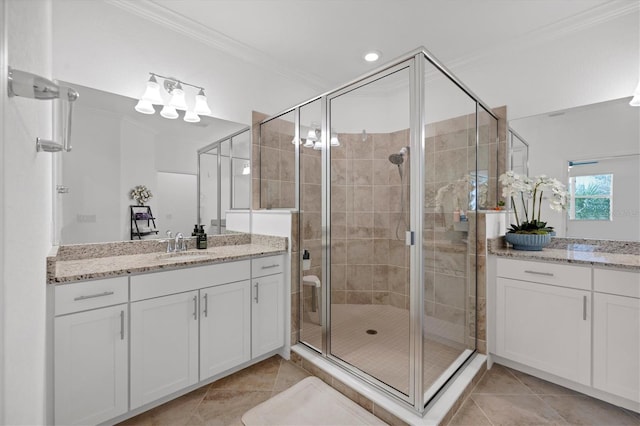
[505,232,551,251]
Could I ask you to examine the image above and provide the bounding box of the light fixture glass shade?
[630,82,640,106]
[306,128,318,141]
[303,139,315,148]
[291,137,300,145]
[184,110,200,123]
[141,75,163,104]
[169,84,187,110]
[330,134,340,146]
[135,99,155,114]
[160,105,179,119]
[194,89,212,115]
[313,141,322,150]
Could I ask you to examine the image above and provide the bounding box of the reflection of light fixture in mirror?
[291,137,301,145]
[242,162,251,175]
[135,72,212,122]
[313,141,322,150]
[330,132,340,147]
[630,81,640,106]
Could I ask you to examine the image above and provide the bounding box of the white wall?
[51,0,317,126]
[510,98,640,240]
[458,11,639,121]
[1,0,52,423]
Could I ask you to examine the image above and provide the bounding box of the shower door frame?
[258,46,500,415]
[322,58,422,407]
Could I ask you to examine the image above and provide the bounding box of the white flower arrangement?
[499,171,568,234]
[130,185,153,205]
[435,175,488,211]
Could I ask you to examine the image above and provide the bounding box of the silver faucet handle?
[165,230,175,253]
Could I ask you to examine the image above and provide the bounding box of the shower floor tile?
[300,303,466,395]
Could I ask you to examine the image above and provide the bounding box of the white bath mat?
[242,376,388,426]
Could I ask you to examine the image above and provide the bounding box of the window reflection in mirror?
[55,82,247,245]
[509,97,639,241]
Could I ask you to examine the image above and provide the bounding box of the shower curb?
[291,344,487,425]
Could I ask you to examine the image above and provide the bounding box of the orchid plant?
[499,171,568,234]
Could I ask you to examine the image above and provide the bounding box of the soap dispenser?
[192,224,199,237]
[302,249,311,271]
[197,225,207,249]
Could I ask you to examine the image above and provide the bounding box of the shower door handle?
[405,231,415,246]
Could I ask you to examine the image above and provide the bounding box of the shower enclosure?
[259,48,498,414]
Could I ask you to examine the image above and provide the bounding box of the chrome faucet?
[175,232,186,252]
[165,230,174,253]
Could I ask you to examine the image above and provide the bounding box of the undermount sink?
[156,251,212,262]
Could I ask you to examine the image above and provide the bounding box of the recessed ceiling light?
[363,51,381,62]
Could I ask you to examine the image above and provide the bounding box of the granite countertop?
[488,237,639,271]
[48,233,287,284]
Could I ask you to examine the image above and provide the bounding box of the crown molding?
[104,0,330,91]
[105,0,637,95]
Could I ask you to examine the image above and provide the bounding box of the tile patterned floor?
[118,356,313,426]
[119,356,640,426]
[447,364,640,426]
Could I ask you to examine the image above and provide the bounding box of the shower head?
[388,147,409,165]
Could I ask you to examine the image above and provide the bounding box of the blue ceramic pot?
[505,232,551,251]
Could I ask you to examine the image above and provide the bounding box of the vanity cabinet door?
[54,304,128,425]
[251,273,285,358]
[496,277,591,385]
[593,292,640,402]
[130,291,199,409]
[200,280,251,381]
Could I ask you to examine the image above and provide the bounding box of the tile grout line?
[468,395,495,426]
[501,365,573,425]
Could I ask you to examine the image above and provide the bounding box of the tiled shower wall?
[253,105,508,350]
[330,130,411,309]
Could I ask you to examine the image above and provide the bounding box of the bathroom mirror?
[509,97,639,241]
[54,82,248,245]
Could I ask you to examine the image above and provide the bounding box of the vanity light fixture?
[630,81,640,106]
[297,124,341,149]
[135,72,212,122]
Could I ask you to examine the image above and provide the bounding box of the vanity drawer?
[497,258,591,290]
[594,268,640,298]
[252,255,285,277]
[55,277,128,316]
[130,260,250,301]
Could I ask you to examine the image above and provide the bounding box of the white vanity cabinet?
[200,280,251,381]
[592,268,640,402]
[130,290,200,409]
[495,258,592,385]
[53,253,287,425]
[129,260,251,409]
[54,277,129,426]
[251,255,285,358]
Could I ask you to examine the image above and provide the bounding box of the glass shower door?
[327,64,413,397]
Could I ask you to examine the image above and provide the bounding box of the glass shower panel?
[259,111,296,208]
[199,148,219,234]
[329,67,412,396]
[232,130,251,209]
[477,106,499,209]
[422,57,477,401]
[299,99,323,351]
